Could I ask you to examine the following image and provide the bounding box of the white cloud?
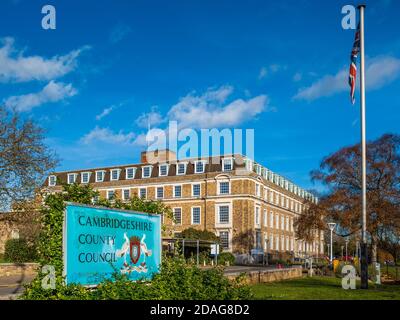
[80,126,145,147]
[4,80,77,112]
[258,64,286,79]
[0,37,89,83]
[293,55,400,101]
[109,24,132,44]
[293,72,302,82]
[95,106,114,121]
[166,86,269,128]
[135,106,165,128]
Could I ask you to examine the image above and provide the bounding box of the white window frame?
[110,169,121,181]
[194,160,206,174]
[158,164,169,177]
[122,188,131,201]
[156,186,164,199]
[255,205,261,228]
[176,162,187,175]
[218,180,230,195]
[107,189,115,200]
[81,172,91,184]
[48,175,56,187]
[95,170,106,182]
[192,183,201,197]
[216,203,232,226]
[125,167,136,180]
[217,230,231,251]
[139,187,147,199]
[173,207,182,225]
[270,211,274,228]
[191,206,201,225]
[222,157,233,172]
[142,165,153,178]
[67,173,77,184]
[173,184,182,198]
[263,209,267,226]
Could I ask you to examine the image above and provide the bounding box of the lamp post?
[345,238,349,262]
[327,222,336,265]
[341,245,344,261]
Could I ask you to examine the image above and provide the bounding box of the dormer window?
[159,164,169,177]
[194,160,206,174]
[81,172,91,184]
[176,162,187,175]
[142,165,152,178]
[125,167,136,180]
[95,170,106,182]
[67,173,77,184]
[110,169,121,181]
[48,175,56,187]
[222,158,233,172]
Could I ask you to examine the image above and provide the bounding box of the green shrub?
[4,238,37,263]
[22,184,251,300]
[217,252,235,266]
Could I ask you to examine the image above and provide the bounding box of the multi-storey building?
[44,149,324,259]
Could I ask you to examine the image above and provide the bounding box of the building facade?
[44,150,324,259]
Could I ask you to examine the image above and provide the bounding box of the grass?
[250,276,400,300]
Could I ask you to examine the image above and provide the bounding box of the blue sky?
[1,0,399,192]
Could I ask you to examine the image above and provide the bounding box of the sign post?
[63,203,162,286]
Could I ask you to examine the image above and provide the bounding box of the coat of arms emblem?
[129,236,141,264]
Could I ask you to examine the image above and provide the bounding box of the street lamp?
[345,237,349,262]
[327,222,336,265]
[341,245,344,260]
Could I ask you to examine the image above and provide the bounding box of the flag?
[349,23,360,104]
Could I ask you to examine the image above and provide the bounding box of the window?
[255,206,260,226]
[281,196,285,207]
[192,207,201,224]
[176,163,187,175]
[270,212,274,228]
[48,175,56,186]
[286,237,289,251]
[269,235,274,250]
[281,215,285,230]
[107,190,115,200]
[110,169,121,181]
[194,160,205,173]
[219,231,229,249]
[123,189,130,201]
[263,209,267,226]
[192,184,201,197]
[218,205,230,224]
[256,231,262,249]
[219,181,230,195]
[174,185,182,198]
[275,194,279,205]
[159,164,168,177]
[222,158,233,171]
[81,172,91,184]
[156,187,164,199]
[270,192,274,203]
[275,236,279,250]
[173,208,182,225]
[67,173,77,184]
[95,170,105,182]
[142,166,152,178]
[125,167,136,179]
[255,184,261,197]
[286,216,289,231]
[276,214,279,229]
[139,188,146,199]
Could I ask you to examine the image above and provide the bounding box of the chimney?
[141,149,177,164]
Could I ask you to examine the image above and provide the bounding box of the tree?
[0,107,57,211]
[296,134,400,265]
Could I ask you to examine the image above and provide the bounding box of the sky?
[0,0,399,193]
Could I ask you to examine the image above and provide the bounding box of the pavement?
[0,274,35,299]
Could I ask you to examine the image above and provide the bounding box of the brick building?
[44,150,324,259]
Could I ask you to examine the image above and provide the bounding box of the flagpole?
[358,3,368,289]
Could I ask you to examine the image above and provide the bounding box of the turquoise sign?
[63,203,162,286]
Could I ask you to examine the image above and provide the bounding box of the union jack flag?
[349,23,360,104]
